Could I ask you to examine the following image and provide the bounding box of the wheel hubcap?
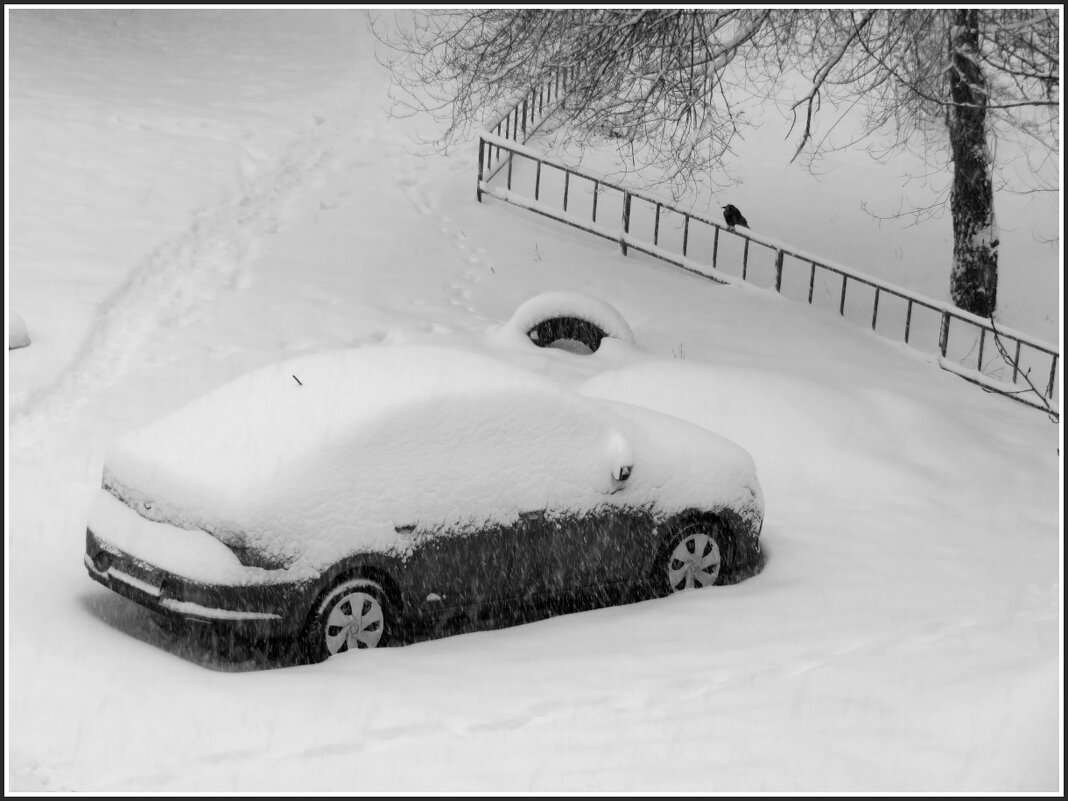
[324,590,384,653]
[667,532,721,592]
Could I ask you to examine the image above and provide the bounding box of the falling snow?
[6,8,1061,794]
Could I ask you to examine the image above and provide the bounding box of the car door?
[517,407,650,599]
[388,387,642,611]
[389,393,570,611]
[401,517,524,611]
[548,503,657,597]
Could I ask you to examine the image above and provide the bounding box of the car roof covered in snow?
[102,345,619,547]
[106,344,575,487]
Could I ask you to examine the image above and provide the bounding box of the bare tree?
[787,9,1059,318]
[374,9,783,188]
[375,9,1060,319]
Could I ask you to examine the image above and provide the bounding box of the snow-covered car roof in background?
[503,290,636,344]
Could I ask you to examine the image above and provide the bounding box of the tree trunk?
[947,9,998,318]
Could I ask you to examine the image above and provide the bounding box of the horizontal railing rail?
[474,79,1059,419]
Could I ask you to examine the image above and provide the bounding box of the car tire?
[306,577,392,660]
[656,521,728,595]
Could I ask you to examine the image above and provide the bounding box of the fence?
[478,67,579,194]
[475,76,1060,419]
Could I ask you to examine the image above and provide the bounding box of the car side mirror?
[607,429,635,484]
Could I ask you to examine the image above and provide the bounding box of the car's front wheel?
[658,522,727,594]
[307,577,391,660]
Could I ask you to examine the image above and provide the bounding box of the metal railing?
[475,78,1060,418]
[477,66,578,196]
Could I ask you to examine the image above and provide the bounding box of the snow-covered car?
[85,345,764,660]
[504,290,636,354]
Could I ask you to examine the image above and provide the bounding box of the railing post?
[977,327,986,370]
[534,159,542,201]
[653,202,661,246]
[507,151,513,190]
[712,226,720,269]
[742,238,750,280]
[682,214,690,257]
[839,275,847,315]
[938,311,951,357]
[592,180,599,223]
[905,300,914,343]
[1047,354,1058,399]
[808,261,816,303]
[774,250,784,292]
[477,138,485,202]
[871,287,880,330]
[563,171,570,212]
[522,98,528,139]
[621,191,632,256]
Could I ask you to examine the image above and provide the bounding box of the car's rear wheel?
[658,522,726,594]
[307,577,391,660]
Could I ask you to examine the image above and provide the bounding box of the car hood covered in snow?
[98,345,763,573]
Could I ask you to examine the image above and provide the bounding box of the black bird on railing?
[722,204,749,231]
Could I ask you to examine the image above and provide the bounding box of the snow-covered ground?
[5,8,1062,793]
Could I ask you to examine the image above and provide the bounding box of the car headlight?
[158,578,179,602]
[92,550,112,573]
[219,541,292,571]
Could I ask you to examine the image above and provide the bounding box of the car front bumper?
[85,527,317,638]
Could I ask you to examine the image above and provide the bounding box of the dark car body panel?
[400,519,526,609]
[86,501,763,641]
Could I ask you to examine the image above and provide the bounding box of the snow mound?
[9,310,31,349]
